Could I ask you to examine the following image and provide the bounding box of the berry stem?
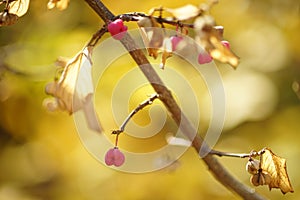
[112,93,159,136]
[115,133,119,147]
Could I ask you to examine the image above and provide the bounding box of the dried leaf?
[260,148,294,194]
[138,16,164,59]
[160,37,172,69]
[209,36,239,68]
[165,4,200,21]
[0,10,18,26]
[82,93,101,132]
[45,47,94,114]
[8,0,30,17]
[194,16,239,69]
[44,46,101,132]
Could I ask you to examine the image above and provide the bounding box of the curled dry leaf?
[44,46,101,132]
[260,148,294,194]
[47,0,70,10]
[165,4,200,21]
[138,16,173,69]
[194,16,239,69]
[138,16,164,59]
[8,0,30,17]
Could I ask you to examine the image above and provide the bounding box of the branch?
[83,1,266,199]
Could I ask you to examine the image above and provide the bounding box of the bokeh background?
[0,0,300,199]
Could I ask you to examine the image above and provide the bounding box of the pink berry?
[112,148,125,167]
[198,53,213,64]
[107,19,128,40]
[104,148,115,166]
[221,40,230,49]
[170,36,183,51]
[104,147,125,167]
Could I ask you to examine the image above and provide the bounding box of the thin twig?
[87,26,107,47]
[116,12,194,28]
[83,1,266,199]
[111,94,159,147]
[210,149,251,158]
[113,94,159,134]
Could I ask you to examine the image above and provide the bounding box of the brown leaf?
[0,10,18,26]
[194,16,239,69]
[260,148,294,194]
[165,4,200,21]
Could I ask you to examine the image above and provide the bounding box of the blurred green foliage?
[0,0,299,199]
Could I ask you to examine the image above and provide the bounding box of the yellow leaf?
[8,0,30,17]
[260,148,294,194]
[165,4,200,21]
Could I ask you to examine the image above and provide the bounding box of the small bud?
[107,19,128,40]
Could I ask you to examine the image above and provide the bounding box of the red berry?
[221,40,230,49]
[104,147,125,167]
[107,19,128,40]
[170,36,183,51]
[198,53,213,64]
